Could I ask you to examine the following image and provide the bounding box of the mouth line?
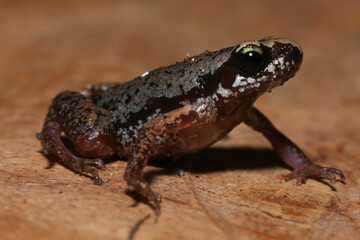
[279,73,295,83]
[270,73,295,88]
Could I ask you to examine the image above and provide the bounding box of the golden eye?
[235,44,266,73]
[240,45,263,55]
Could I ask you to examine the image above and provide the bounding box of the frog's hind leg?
[37,91,115,185]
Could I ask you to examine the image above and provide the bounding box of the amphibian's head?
[223,37,303,99]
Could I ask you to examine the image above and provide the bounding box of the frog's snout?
[290,42,303,71]
[275,38,303,73]
[261,37,303,70]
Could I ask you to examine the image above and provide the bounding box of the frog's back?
[91,46,234,126]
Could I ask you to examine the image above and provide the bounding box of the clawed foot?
[148,191,162,216]
[127,178,162,215]
[73,157,107,185]
[285,164,345,185]
[40,140,107,186]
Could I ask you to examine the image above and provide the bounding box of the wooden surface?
[1,1,359,239]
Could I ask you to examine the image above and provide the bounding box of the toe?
[285,172,295,182]
[296,174,304,185]
[93,175,103,185]
[287,165,345,185]
[94,158,107,170]
[321,167,345,183]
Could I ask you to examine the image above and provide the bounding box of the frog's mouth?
[278,73,295,87]
[267,72,296,91]
[281,73,295,84]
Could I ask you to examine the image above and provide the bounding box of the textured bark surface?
[1,1,359,239]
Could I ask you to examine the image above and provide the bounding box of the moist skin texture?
[37,37,345,214]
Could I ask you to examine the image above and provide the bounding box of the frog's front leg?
[123,135,162,215]
[244,107,345,185]
[37,91,115,185]
[122,105,199,215]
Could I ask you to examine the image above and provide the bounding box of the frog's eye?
[235,44,266,73]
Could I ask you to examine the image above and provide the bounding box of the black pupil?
[242,51,263,72]
[233,47,266,74]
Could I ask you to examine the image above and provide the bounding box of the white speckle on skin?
[100,85,109,91]
[196,104,206,113]
[262,41,274,48]
[195,97,216,119]
[267,63,276,73]
[146,108,162,122]
[116,128,123,136]
[80,90,88,96]
[254,83,260,88]
[88,130,99,140]
[212,93,219,101]
[278,57,285,69]
[217,83,233,98]
[141,71,149,77]
[156,135,165,143]
[278,57,284,65]
[257,75,266,82]
[286,62,289,66]
[233,74,248,87]
[247,77,256,84]
[273,75,277,79]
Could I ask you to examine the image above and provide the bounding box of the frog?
[37,37,345,214]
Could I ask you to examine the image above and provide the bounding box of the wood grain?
[1,1,359,239]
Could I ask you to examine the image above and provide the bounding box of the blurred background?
[1,0,359,106]
[0,1,359,240]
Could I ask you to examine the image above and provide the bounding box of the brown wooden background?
[1,0,359,239]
